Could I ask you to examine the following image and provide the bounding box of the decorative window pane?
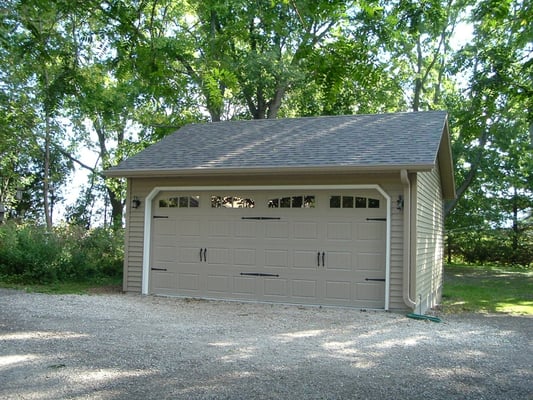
[355,197,367,208]
[268,198,279,208]
[167,197,178,208]
[303,196,316,208]
[330,196,341,208]
[178,197,189,208]
[190,196,200,208]
[368,198,380,208]
[280,197,291,208]
[268,195,315,208]
[342,196,354,208]
[159,195,200,208]
[211,196,255,208]
[291,196,303,208]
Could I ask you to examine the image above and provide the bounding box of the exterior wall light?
[396,195,404,211]
[132,196,141,209]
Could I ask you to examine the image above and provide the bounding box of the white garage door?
[149,190,386,308]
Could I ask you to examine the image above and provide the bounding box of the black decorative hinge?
[241,217,281,220]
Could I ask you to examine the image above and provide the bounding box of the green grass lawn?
[443,264,533,315]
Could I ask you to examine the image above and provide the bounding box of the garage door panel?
[263,278,288,297]
[265,249,288,268]
[355,282,385,302]
[208,220,232,237]
[325,251,353,271]
[291,279,317,299]
[207,274,230,294]
[357,222,385,240]
[178,273,200,291]
[293,250,320,270]
[154,246,177,263]
[233,276,256,295]
[151,271,177,292]
[293,222,318,239]
[326,222,353,241]
[179,219,201,237]
[235,221,258,238]
[265,221,289,238]
[154,232,177,247]
[179,247,203,263]
[154,218,176,235]
[324,280,351,301]
[358,252,385,271]
[206,248,230,264]
[234,248,256,266]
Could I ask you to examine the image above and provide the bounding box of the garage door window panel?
[159,195,200,208]
[268,195,315,208]
[211,196,255,208]
[329,195,381,209]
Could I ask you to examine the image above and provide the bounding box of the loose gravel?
[1,288,532,400]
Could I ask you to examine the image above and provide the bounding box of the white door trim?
[141,184,391,310]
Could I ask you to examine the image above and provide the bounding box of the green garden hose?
[406,313,442,323]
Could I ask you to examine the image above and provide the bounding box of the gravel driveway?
[1,289,531,400]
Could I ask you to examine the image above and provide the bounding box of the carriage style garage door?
[149,189,387,308]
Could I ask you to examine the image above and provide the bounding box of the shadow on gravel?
[1,291,531,400]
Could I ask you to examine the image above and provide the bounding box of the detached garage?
[106,111,455,313]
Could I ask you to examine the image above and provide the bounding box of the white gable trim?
[142,184,391,310]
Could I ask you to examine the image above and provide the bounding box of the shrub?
[447,227,533,267]
[0,222,123,284]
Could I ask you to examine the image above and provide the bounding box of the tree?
[0,0,86,227]
[445,0,533,216]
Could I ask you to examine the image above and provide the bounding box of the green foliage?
[447,227,533,267]
[0,222,123,284]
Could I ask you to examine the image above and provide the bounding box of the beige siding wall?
[415,166,444,313]
[123,173,407,309]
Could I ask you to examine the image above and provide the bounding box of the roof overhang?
[104,163,437,179]
[437,119,456,200]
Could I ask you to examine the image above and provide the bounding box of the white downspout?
[401,170,417,309]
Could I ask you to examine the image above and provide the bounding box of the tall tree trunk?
[106,185,124,230]
[94,118,124,229]
[512,187,519,250]
[413,37,423,112]
[43,116,52,228]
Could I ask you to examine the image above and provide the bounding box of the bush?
[0,222,123,284]
[447,227,533,267]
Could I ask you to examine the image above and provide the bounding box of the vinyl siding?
[415,165,444,313]
[122,174,406,309]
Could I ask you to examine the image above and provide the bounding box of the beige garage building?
[106,111,455,313]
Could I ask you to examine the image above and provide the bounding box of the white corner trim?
[140,184,391,310]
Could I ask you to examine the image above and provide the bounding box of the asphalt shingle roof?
[107,111,448,175]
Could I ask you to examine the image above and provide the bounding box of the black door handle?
[203,248,207,262]
[317,252,321,267]
[322,252,325,267]
[199,248,203,262]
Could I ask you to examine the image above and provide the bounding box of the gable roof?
[106,111,455,198]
